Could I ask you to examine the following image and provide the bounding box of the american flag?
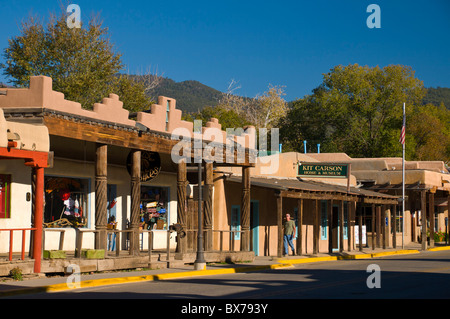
[399,107,405,145]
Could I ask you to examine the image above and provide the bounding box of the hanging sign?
[297,163,349,178]
[127,151,161,182]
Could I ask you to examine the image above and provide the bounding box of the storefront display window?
[140,185,169,230]
[44,176,89,228]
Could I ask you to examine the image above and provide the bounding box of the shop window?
[0,174,11,219]
[231,205,240,240]
[141,185,169,230]
[44,176,89,228]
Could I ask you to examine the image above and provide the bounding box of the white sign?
[355,225,367,245]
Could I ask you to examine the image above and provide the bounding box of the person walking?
[283,213,296,256]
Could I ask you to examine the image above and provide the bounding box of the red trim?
[0,147,48,168]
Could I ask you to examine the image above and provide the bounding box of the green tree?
[1,11,153,111]
[280,64,427,158]
[184,104,251,130]
[408,103,450,161]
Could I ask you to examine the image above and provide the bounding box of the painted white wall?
[0,157,178,254]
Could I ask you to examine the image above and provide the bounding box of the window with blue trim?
[231,205,240,240]
[321,200,327,240]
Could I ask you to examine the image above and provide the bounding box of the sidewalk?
[1,243,448,297]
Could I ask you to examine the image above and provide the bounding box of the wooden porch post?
[313,199,319,255]
[421,190,427,250]
[241,166,251,252]
[339,200,344,253]
[429,192,435,247]
[277,193,283,257]
[129,150,141,255]
[377,205,381,248]
[95,143,108,250]
[176,159,187,254]
[328,199,333,254]
[348,201,354,252]
[204,162,213,251]
[297,199,303,256]
[32,167,44,273]
[392,204,397,248]
[358,205,363,252]
[382,205,387,249]
[371,203,376,250]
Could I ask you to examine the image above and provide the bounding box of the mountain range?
[147,77,450,114]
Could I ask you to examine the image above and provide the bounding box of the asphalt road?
[8,250,450,305]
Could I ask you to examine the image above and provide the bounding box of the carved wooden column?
[129,150,141,255]
[176,159,187,254]
[204,162,213,251]
[241,166,251,252]
[95,143,107,250]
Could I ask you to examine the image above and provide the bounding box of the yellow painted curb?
[278,249,421,265]
[428,246,450,252]
[35,263,295,294]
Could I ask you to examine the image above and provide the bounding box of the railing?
[184,229,243,252]
[0,228,36,261]
[213,230,243,252]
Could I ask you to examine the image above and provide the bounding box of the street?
[9,249,450,301]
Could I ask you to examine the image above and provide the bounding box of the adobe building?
[307,153,450,249]
[214,152,401,257]
[0,76,256,275]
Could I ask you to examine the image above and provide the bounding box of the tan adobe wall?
[0,108,49,152]
[0,76,256,150]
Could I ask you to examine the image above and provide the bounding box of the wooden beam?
[43,113,255,166]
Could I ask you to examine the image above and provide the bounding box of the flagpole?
[402,102,405,249]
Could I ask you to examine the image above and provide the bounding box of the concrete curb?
[277,249,421,265]
[0,247,444,297]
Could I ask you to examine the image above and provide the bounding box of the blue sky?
[0,0,449,101]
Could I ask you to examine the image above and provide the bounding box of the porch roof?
[226,175,399,204]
